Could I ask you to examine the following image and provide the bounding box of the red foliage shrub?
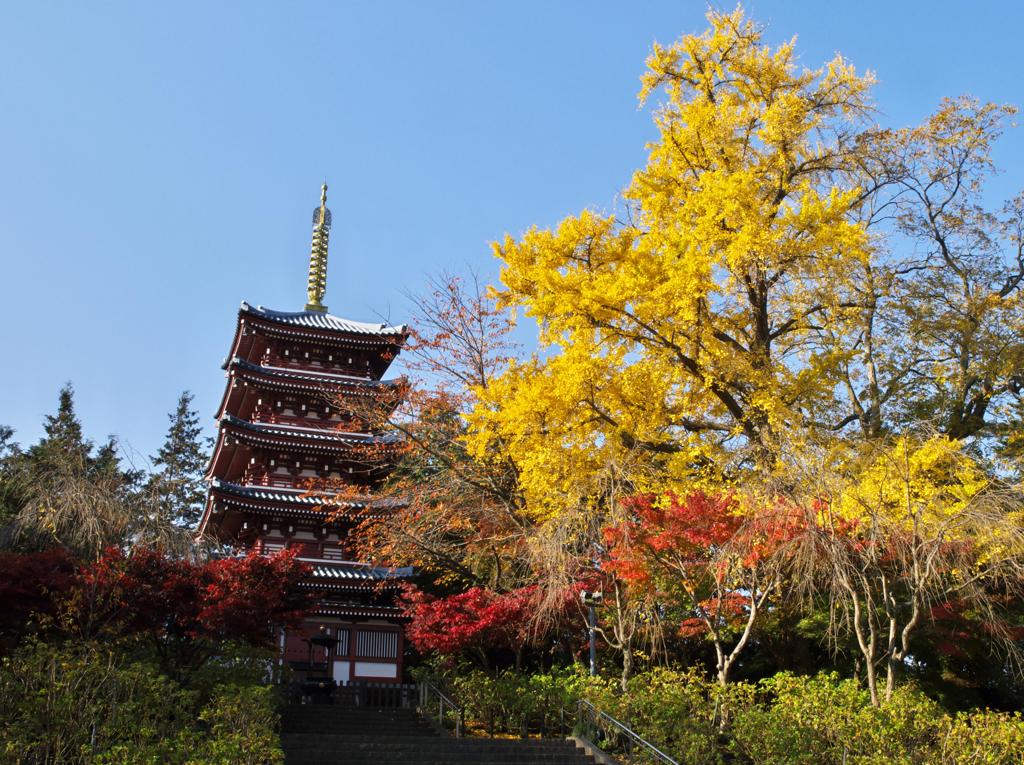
[400,583,574,658]
[603,491,802,639]
[0,547,77,636]
[0,546,311,671]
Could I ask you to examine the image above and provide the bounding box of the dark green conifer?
[0,425,17,460]
[0,425,24,545]
[149,391,208,529]
[28,383,92,471]
[10,385,136,556]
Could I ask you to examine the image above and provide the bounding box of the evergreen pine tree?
[150,391,208,529]
[0,425,16,460]
[0,425,24,544]
[28,383,92,471]
[13,384,137,556]
[24,384,126,481]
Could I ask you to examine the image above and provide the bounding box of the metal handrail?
[418,679,465,738]
[577,699,680,765]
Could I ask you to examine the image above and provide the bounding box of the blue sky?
[1,1,1021,465]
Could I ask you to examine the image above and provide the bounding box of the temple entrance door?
[332,659,350,685]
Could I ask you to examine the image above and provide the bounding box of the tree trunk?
[620,638,634,692]
[845,577,880,707]
[864,655,879,707]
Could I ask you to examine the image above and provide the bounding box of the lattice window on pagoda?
[336,628,350,656]
[356,630,398,659]
[322,545,345,561]
[261,540,285,556]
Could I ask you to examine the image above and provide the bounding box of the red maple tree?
[400,583,574,668]
[604,491,800,687]
[1,547,311,677]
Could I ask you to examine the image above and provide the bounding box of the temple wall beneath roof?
[283,618,404,685]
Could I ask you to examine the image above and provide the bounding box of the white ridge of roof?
[240,301,407,336]
[305,562,415,580]
[208,479,368,506]
[228,416,374,441]
[218,415,400,444]
[229,357,401,386]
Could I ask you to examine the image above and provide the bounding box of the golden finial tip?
[306,183,331,313]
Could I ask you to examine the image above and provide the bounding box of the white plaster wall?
[354,662,397,679]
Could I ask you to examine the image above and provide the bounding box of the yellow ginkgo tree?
[467,6,1024,522]
[468,7,878,518]
[457,7,1024,689]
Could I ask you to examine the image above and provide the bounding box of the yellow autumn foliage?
[464,6,1024,532]
[467,7,876,519]
[833,436,989,528]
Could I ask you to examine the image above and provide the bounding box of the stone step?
[281,712,434,734]
[285,759,595,765]
[286,755,595,762]
[279,704,596,765]
[281,716,432,724]
[282,709,420,717]
[283,736,578,747]
[280,712,429,722]
[283,756,592,761]
[284,754,595,765]
[283,739,584,751]
[284,748,594,764]
[282,727,437,736]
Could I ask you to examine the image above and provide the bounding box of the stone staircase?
[281,705,598,765]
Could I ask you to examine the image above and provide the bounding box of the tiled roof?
[313,604,406,619]
[219,415,399,445]
[240,302,407,336]
[227,357,400,388]
[208,479,367,508]
[306,562,413,581]
[207,481,404,521]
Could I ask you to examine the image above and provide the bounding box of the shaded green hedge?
[448,666,590,736]
[730,673,1024,765]
[439,666,1024,765]
[0,640,283,765]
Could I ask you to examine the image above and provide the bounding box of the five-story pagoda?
[198,185,412,686]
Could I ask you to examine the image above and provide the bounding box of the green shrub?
[0,640,284,765]
[0,639,196,765]
[185,642,283,698]
[437,665,1024,765]
[91,685,283,765]
[729,672,1024,765]
[939,709,1024,765]
[186,684,284,765]
[580,667,754,765]
[451,667,588,736]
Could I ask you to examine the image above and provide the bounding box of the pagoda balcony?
[249,409,365,432]
[241,472,301,490]
[260,351,372,379]
[240,470,339,491]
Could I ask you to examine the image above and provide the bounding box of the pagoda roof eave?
[240,302,408,340]
[311,604,408,620]
[202,480,402,528]
[221,414,389,443]
[223,356,404,389]
[210,478,371,507]
[213,415,402,456]
[301,560,414,581]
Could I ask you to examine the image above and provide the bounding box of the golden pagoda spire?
[305,183,331,312]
